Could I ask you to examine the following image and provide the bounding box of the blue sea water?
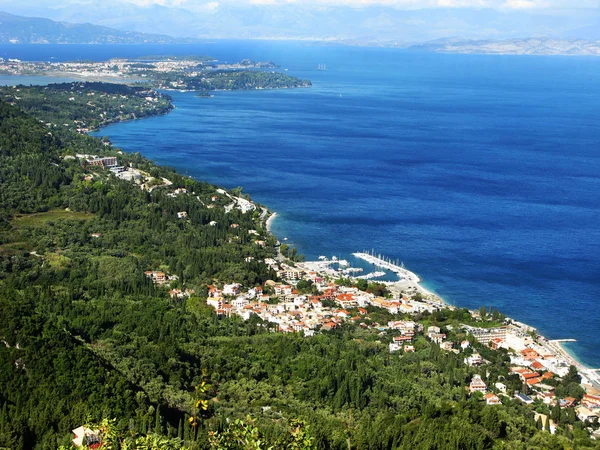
[2,43,599,367]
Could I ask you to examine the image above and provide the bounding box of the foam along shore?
[352,251,444,305]
[266,212,277,233]
[547,340,600,392]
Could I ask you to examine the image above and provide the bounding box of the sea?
[1,43,599,368]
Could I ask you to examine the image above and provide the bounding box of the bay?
[3,43,599,367]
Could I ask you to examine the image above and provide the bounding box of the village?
[80,148,600,439]
[175,250,600,437]
[0,56,287,90]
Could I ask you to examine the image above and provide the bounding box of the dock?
[352,251,420,283]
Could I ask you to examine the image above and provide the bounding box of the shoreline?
[79,75,595,380]
[266,212,277,233]
[551,341,599,389]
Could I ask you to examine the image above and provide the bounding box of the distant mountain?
[409,37,600,56]
[12,2,599,43]
[0,11,192,44]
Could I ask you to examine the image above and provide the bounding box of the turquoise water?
[2,43,599,367]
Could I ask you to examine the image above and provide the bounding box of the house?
[577,407,599,423]
[309,297,323,309]
[461,340,470,350]
[530,361,544,371]
[469,375,487,393]
[321,321,337,331]
[521,348,540,361]
[72,426,103,449]
[428,333,446,345]
[560,397,577,408]
[336,293,357,308]
[440,341,454,351]
[279,268,303,280]
[485,393,501,405]
[169,288,194,299]
[274,285,293,296]
[404,345,415,353]
[519,371,541,382]
[177,211,188,219]
[515,393,534,404]
[223,283,241,296]
[389,342,402,353]
[538,391,556,405]
[582,394,600,409]
[206,297,224,311]
[465,353,484,367]
[232,297,249,309]
[495,382,507,394]
[526,377,543,386]
[541,371,554,381]
[208,285,222,298]
[88,156,117,168]
[144,271,167,285]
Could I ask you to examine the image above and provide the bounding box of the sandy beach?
[266,212,277,233]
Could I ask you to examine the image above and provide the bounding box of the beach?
[265,212,277,234]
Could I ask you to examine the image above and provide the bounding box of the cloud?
[0,0,598,12]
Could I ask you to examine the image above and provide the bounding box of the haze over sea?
[2,42,599,368]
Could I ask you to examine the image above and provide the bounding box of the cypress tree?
[154,405,161,434]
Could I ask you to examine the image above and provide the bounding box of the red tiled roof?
[522,372,541,380]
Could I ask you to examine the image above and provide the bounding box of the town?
[0,56,311,92]
[143,235,600,438]
[68,107,600,441]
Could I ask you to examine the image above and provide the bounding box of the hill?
[0,11,190,44]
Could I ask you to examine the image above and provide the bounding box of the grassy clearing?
[11,209,95,228]
[0,241,32,256]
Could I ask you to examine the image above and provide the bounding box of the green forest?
[0,84,598,450]
[0,82,174,132]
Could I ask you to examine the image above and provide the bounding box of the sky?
[2,0,599,12]
[0,0,598,41]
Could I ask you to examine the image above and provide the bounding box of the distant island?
[0,11,191,44]
[408,38,600,57]
[2,10,600,57]
[0,56,312,92]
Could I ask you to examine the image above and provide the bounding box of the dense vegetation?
[0,82,173,131]
[153,70,312,91]
[0,86,597,450]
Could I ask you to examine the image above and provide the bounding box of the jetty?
[352,250,420,283]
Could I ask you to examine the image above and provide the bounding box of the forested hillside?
[0,89,597,450]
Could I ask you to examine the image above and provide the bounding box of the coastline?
[266,212,277,233]
[261,212,592,376]
[80,78,595,379]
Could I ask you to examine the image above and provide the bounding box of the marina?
[352,250,421,283]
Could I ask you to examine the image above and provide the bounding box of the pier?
[549,339,577,343]
[352,251,420,283]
